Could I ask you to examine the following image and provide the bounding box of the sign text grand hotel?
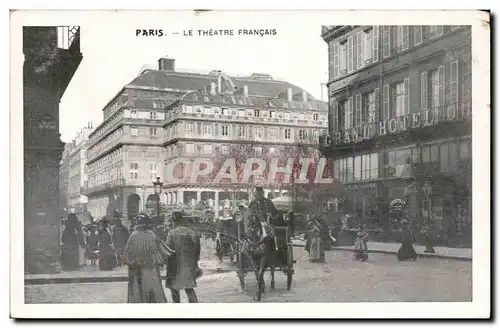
[323,104,471,147]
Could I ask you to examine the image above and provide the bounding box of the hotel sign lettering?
[323,104,470,147]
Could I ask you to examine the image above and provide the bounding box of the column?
[172,192,177,205]
[214,191,219,219]
[177,189,184,205]
[166,192,171,205]
[196,190,202,204]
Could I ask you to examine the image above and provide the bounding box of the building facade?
[24,26,83,273]
[59,143,71,212]
[83,57,328,221]
[59,124,94,213]
[319,25,471,247]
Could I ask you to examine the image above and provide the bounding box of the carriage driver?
[248,187,279,225]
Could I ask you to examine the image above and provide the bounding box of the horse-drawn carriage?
[215,216,237,263]
[235,196,296,301]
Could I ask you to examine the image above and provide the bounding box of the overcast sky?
[56,11,329,142]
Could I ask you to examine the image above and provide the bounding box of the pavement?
[25,248,472,304]
[290,238,472,261]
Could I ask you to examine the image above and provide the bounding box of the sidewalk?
[290,238,472,261]
[24,259,235,285]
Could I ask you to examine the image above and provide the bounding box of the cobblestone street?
[25,246,472,303]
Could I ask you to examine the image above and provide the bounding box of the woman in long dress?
[98,218,117,271]
[305,218,325,263]
[397,219,417,261]
[353,225,369,261]
[61,213,85,271]
[123,214,174,303]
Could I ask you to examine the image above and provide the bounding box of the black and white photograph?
[9,9,490,319]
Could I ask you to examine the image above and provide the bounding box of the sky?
[58,11,329,142]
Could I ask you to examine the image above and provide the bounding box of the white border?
[9,9,490,319]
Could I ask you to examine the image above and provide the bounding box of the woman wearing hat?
[98,217,117,271]
[397,219,417,261]
[123,213,174,303]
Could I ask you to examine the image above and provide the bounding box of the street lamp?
[153,177,164,223]
[422,181,435,253]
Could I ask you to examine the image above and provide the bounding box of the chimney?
[210,82,216,95]
[243,85,248,97]
[158,57,175,71]
[302,91,308,103]
[287,88,293,102]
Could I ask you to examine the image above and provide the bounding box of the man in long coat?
[123,214,174,303]
[165,211,201,303]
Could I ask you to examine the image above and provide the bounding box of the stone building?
[83,57,328,221]
[319,25,472,247]
[59,124,94,213]
[24,26,83,273]
[58,143,71,212]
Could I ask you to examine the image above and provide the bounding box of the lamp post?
[422,181,435,253]
[153,177,164,224]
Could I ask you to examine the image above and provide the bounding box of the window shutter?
[383,84,390,120]
[355,94,362,126]
[437,25,444,36]
[333,43,339,79]
[347,36,354,73]
[332,101,339,133]
[382,26,391,58]
[450,61,459,104]
[404,77,410,114]
[403,26,409,50]
[374,87,380,122]
[438,65,445,107]
[373,26,379,62]
[347,96,354,129]
[421,71,428,110]
[414,26,423,46]
[356,32,363,69]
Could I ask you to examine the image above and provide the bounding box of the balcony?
[82,178,126,196]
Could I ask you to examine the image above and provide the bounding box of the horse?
[240,210,278,300]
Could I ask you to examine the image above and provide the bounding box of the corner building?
[319,25,471,247]
[84,57,328,221]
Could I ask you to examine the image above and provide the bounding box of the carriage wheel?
[286,244,294,291]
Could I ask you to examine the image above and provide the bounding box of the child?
[353,225,369,261]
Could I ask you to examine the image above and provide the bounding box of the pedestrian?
[112,216,130,267]
[98,217,117,271]
[61,213,85,271]
[353,224,369,261]
[123,213,173,303]
[84,224,99,266]
[165,211,202,303]
[397,219,417,261]
[305,216,325,263]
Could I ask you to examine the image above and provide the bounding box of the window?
[149,164,157,182]
[363,89,378,124]
[414,26,423,46]
[149,111,157,119]
[356,31,364,69]
[362,153,379,180]
[372,26,379,62]
[238,125,246,138]
[221,125,229,136]
[185,105,193,113]
[459,139,471,160]
[284,128,291,139]
[427,25,443,39]
[354,155,362,180]
[449,60,459,119]
[332,43,339,79]
[270,110,276,118]
[347,37,354,73]
[396,25,409,51]
[186,122,195,135]
[387,148,413,178]
[149,128,157,136]
[254,109,261,117]
[203,144,212,154]
[393,81,406,117]
[299,129,307,140]
[203,107,211,115]
[185,144,195,154]
[130,127,139,136]
[203,123,213,136]
[363,28,373,63]
[440,142,458,173]
[313,113,319,121]
[336,41,346,75]
[221,107,229,116]
[129,163,139,180]
[331,99,339,133]
[422,144,440,163]
[130,110,138,118]
[344,97,353,130]
[238,109,246,117]
[255,127,263,139]
[427,66,445,109]
[268,128,278,138]
[382,26,391,58]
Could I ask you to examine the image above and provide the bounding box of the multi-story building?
[83,57,328,221]
[60,124,95,213]
[24,26,83,273]
[319,25,472,247]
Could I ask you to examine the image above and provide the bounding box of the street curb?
[292,243,471,262]
[24,268,233,286]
